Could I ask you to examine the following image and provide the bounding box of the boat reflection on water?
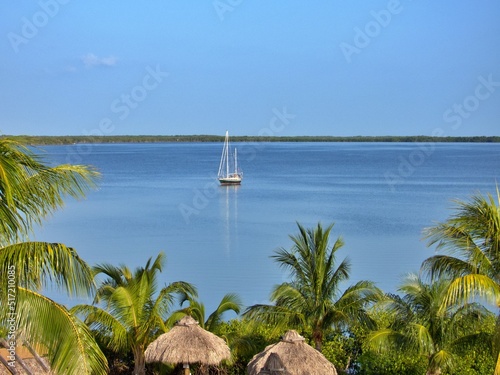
[220,184,239,257]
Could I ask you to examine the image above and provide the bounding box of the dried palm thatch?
[145,316,230,375]
[257,353,291,375]
[247,330,337,375]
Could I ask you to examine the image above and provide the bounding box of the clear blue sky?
[1,1,499,136]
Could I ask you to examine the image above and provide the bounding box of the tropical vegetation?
[367,274,494,375]
[0,138,107,374]
[243,222,382,354]
[71,252,197,375]
[421,188,500,374]
[173,292,242,332]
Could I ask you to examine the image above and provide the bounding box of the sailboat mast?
[225,131,229,177]
[218,131,229,177]
[234,148,238,174]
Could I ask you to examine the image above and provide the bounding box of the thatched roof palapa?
[247,330,337,375]
[145,316,230,374]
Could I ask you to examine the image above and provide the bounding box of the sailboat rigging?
[218,131,243,185]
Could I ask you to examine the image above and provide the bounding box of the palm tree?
[173,292,242,332]
[368,273,493,375]
[243,222,381,352]
[72,251,197,375]
[0,138,108,374]
[421,188,500,373]
[422,188,500,307]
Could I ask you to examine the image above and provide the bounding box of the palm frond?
[16,287,108,375]
[0,139,99,244]
[0,241,94,296]
[270,282,306,312]
[242,303,303,333]
[421,255,477,281]
[442,273,500,308]
[205,293,242,331]
[71,304,129,352]
[495,351,500,375]
[366,328,406,352]
[429,349,454,374]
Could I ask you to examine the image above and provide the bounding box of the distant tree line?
[2,134,500,145]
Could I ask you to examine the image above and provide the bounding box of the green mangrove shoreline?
[3,134,500,145]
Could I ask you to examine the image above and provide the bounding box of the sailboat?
[218,131,243,185]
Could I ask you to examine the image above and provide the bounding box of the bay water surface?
[34,142,500,314]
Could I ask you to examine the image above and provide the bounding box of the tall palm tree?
[422,188,500,307]
[421,188,500,373]
[72,251,197,375]
[0,138,108,374]
[368,274,493,375]
[243,222,381,352]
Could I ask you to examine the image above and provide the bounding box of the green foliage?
[244,222,382,352]
[72,252,197,375]
[442,347,495,375]
[442,314,496,375]
[422,188,500,307]
[367,274,496,375]
[215,319,282,375]
[0,138,99,245]
[422,189,500,374]
[317,305,496,375]
[16,288,108,375]
[173,292,242,332]
[357,350,427,375]
[0,137,106,375]
[322,334,358,373]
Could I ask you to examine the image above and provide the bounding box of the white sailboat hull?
[218,175,242,185]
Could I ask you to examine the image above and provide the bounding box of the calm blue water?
[34,142,500,314]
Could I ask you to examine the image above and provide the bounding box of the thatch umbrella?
[247,330,337,375]
[144,315,230,375]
